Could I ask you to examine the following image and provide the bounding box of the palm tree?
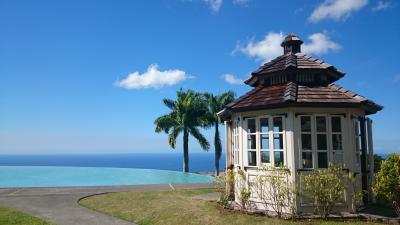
[154,89,210,172]
[204,91,235,176]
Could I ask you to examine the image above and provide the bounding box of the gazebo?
[218,33,383,214]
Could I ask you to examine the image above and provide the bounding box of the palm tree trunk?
[183,129,189,173]
[214,123,221,176]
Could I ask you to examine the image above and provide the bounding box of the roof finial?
[281,33,303,54]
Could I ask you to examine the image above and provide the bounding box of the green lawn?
[0,205,52,225]
[79,189,380,225]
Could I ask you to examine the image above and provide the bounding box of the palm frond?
[189,127,210,150]
[163,98,176,110]
[168,127,182,149]
[154,114,177,133]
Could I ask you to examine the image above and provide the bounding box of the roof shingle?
[224,82,382,115]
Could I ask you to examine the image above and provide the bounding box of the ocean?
[0,153,226,173]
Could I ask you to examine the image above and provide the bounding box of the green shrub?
[253,166,296,218]
[236,169,251,210]
[213,169,234,208]
[302,166,345,219]
[373,153,400,217]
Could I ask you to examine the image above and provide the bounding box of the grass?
[0,205,52,225]
[79,188,381,225]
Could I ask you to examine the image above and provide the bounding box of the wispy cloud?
[235,32,341,63]
[115,64,191,89]
[223,73,243,85]
[203,0,223,13]
[372,1,392,11]
[309,0,368,23]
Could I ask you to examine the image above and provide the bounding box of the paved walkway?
[0,183,212,225]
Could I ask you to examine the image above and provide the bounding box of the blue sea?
[0,153,226,173]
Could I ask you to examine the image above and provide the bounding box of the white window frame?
[299,114,345,169]
[330,115,344,167]
[353,119,361,167]
[316,115,329,168]
[271,116,285,167]
[245,115,286,168]
[245,117,257,167]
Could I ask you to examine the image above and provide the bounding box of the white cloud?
[204,0,223,13]
[236,32,341,63]
[372,1,392,11]
[223,73,243,85]
[115,64,190,89]
[302,33,341,55]
[309,0,368,23]
[235,32,285,63]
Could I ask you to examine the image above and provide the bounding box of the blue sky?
[0,0,399,154]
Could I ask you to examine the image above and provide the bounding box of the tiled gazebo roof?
[245,53,345,87]
[224,82,382,115]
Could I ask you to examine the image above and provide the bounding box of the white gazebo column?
[225,120,233,170]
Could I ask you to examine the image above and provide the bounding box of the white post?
[224,121,230,169]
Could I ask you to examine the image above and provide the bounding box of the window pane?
[260,134,269,149]
[302,152,313,168]
[331,117,341,132]
[317,134,327,150]
[316,116,326,132]
[332,134,343,150]
[261,151,270,163]
[273,117,283,132]
[260,118,269,133]
[273,134,283,149]
[301,116,311,132]
[247,119,256,133]
[248,151,257,166]
[318,152,328,168]
[301,134,312,150]
[274,151,284,167]
[247,135,256,149]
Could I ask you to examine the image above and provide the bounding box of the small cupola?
[281,33,303,54]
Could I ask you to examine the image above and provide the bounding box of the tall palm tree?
[204,91,235,176]
[154,89,210,172]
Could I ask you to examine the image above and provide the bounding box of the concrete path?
[0,183,212,225]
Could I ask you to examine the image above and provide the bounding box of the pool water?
[0,166,212,188]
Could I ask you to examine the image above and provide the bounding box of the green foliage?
[253,166,296,218]
[373,153,400,217]
[302,166,345,219]
[213,169,235,208]
[240,188,251,210]
[373,154,384,173]
[203,91,235,176]
[154,89,210,172]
